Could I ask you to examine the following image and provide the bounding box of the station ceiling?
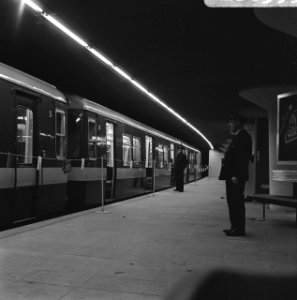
[1,1,297,150]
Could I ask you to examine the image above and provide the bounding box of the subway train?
[0,62,204,229]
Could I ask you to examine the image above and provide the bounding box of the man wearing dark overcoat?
[222,113,252,236]
[174,145,188,192]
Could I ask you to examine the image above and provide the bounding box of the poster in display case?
[277,92,297,165]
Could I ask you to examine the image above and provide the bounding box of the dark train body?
[0,62,203,229]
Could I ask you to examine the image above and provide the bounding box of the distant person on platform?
[219,113,252,236]
[174,145,188,192]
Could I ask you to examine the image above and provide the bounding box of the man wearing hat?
[222,113,252,236]
[174,145,188,192]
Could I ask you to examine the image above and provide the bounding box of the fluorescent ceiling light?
[18,0,214,149]
[42,14,88,48]
[23,0,43,13]
[113,66,132,81]
[87,48,114,67]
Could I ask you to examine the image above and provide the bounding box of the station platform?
[0,178,296,299]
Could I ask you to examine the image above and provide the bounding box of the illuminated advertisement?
[277,92,297,164]
[204,0,297,7]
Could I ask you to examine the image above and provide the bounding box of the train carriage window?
[56,110,66,159]
[123,135,132,167]
[88,118,97,159]
[157,144,164,168]
[145,136,153,168]
[164,145,169,166]
[196,152,201,166]
[17,106,33,164]
[170,143,175,163]
[189,153,194,166]
[106,122,114,167]
[132,137,141,164]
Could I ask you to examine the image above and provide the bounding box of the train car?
[0,62,68,228]
[0,61,203,229]
[66,94,202,208]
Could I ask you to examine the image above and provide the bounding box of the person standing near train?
[220,113,252,236]
[174,145,188,192]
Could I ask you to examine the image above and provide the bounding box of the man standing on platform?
[174,145,188,192]
[222,113,252,236]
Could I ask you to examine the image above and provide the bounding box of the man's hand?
[231,176,238,184]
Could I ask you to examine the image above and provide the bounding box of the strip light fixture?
[21,0,214,149]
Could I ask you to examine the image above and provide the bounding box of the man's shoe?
[223,228,233,233]
[225,230,245,236]
[173,189,178,191]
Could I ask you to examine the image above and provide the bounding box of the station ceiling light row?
[20,0,214,149]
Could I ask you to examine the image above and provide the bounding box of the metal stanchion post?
[96,155,111,214]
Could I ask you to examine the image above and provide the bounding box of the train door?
[145,135,153,190]
[13,91,38,223]
[105,122,115,200]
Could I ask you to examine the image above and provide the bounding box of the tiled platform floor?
[0,178,296,299]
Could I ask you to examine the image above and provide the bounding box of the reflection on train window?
[17,106,33,164]
[163,145,169,166]
[56,110,66,159]
[189,152,194,166]
[88,118,97,159]
[196,152,201,166]
[145,135,153,168]
[132,137,141,163]
[123,135,132,167]
[170,143,174,163]
[157,144,164,168]
[106,122,114,167]
[184,149,188,161]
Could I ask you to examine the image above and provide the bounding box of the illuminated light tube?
[113,66,132,81]
[131,80,149,94]
[42,14,89,48]
[87,48,114,67]
[147,92,163,105]
[20,0,214,149]
[23,0,43,12]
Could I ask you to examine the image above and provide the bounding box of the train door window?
[196,152,201,166]
[106,122,114,167]
[157,144,164,168]
[185,149,188,159]
[88,118,97,159]
[16,106,33,164]
[56,109,66,159]
[189,153,194,166]
[132,137,141,164]
[123,134,132,166]
[170,143,174,163]
[163,145,169,167]
[145,135,153,168]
